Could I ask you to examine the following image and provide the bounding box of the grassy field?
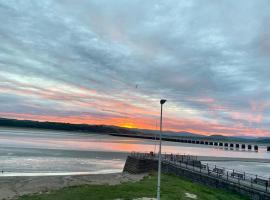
[18,173,248,200]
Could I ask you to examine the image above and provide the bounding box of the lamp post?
[157,99,166,200]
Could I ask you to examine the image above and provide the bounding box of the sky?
[0,0,270,137]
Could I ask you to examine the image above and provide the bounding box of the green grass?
[18,173,248,200]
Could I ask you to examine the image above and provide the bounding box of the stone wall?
[123,156,158,174]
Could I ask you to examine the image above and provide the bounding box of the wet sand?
[0,173,147,200]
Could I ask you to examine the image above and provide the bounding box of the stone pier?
[124,155,270,200]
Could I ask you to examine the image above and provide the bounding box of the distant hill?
[208,135,227,139]
[0,118,204,139]
[208,135,270,144]
[255,138,270,144]
[0,118,139,135]
[1,118,269,144]
[134,128,202,137]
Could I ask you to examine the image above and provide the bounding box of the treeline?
[0,118,138,135]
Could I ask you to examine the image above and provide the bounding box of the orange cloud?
[1,111,270,137]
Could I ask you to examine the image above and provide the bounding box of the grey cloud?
[0,0,270,135]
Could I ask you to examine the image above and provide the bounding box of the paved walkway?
[161,158,270,194]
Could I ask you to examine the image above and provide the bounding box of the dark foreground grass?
[18,173,249,200]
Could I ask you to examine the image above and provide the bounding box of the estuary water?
[0,127,269,177]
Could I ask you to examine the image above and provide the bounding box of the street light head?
[160,99,167,105]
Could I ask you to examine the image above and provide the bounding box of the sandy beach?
[0,173,146,200]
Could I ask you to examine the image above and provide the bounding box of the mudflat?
[0,173,146,200]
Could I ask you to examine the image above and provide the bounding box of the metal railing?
[130,152,270,193]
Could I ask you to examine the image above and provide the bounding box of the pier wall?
[123,156,270,200]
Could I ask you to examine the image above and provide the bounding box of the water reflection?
[0,128,270,176]
[0,128,269,159]
[204,161,270,177]
[0,156,124,177]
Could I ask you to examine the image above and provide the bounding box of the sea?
[0,127,269,177]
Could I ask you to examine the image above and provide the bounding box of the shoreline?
[0,172,147,200]
[1,156,269,200]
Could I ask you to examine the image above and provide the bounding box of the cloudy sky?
[0,0,270,137]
